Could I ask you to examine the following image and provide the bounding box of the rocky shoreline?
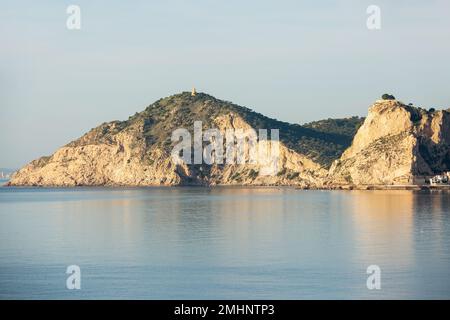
[4,180,450,192]
[317,184,450,191]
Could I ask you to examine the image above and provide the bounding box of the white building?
[429,173,449,185]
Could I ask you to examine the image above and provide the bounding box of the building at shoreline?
[429,172,450,185]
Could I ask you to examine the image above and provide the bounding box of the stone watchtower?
[191,87,197,96]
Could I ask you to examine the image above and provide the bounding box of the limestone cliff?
[329,100,450,185]
[9,92,348,187]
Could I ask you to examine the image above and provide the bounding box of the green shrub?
[382,94,395,100]
[248,169,258,179]
[287,172,300,180]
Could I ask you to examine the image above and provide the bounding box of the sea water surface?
[0,187,449,299]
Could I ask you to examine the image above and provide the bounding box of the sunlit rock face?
[8,92,332,187]
[329,100,450,185]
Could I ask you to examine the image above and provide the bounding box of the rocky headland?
[7,93,450,189]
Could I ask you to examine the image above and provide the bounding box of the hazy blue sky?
[1,0,450,168]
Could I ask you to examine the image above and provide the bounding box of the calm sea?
[0,187,449,299]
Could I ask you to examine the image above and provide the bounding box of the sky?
[1,0,450,168]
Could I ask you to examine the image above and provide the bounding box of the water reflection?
[0,187,449,299]
[348,190,415,268]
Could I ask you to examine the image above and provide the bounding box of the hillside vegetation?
[70,92,361,168]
